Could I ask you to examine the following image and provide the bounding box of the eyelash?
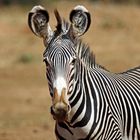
[70,58,76,65]
[43,59,50,67]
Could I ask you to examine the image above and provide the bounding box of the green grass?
[18,53,35,64]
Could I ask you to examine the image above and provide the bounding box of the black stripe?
[58,122,73,135]
[55,125,66,140]
[70,94,85,123]
[72,72,92,128]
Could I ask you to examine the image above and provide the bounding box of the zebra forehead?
[43,37,76,58]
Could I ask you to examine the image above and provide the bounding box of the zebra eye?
[43,58,50,67]
[70,58,76,65]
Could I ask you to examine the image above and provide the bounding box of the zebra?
[28,5,140,140]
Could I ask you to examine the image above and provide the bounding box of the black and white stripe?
[55,58,140,140]
[28,5,140,140]
[44,33,140,139]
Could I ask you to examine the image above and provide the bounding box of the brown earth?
[0,1,140,140]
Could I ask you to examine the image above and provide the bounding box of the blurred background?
[0,0,140,140]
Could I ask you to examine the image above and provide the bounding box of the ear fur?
[28,5,53,40]
[70,5,91,36]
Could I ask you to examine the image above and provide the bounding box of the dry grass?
[0,1,140,140]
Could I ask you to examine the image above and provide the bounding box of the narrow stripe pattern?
[43,21,140,140]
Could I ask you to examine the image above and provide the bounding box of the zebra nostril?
[50,105,69,122]
[57,108,67,116]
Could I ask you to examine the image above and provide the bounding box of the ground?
[0,1,140,140]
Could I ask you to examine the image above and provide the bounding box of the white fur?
[54,76,67,96]
[74,5,88,13]
[30,5,45,13]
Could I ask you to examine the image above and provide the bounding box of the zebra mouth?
[50,106,68,122]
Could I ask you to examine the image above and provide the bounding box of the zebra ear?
[28,5,53,40]
[69,5,91,37]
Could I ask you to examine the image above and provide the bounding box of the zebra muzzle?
[51,88,70,122]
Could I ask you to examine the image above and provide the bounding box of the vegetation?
[18,54,35,64]
[0,0,140,5]
[0,0,41,5]
[90,0,140,4]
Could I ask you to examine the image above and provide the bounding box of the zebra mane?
[75,40,95,68]
[75,40,108,70]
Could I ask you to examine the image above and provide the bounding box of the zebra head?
[28,5,91,122]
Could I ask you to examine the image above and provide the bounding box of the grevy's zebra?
[28,5,140,140]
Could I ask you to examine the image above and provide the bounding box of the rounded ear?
[69,5,91,37]
[28,5,53,40]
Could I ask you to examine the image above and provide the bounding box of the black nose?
[50,106,68,121]
[51,106,67,116]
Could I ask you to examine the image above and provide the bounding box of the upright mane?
[75,40,108,71]
[75,40,96,68]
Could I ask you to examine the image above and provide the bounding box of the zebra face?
[43,37,77,122]
[28,5,91,122]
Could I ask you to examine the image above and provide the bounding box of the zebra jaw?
[51,88,70,122]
